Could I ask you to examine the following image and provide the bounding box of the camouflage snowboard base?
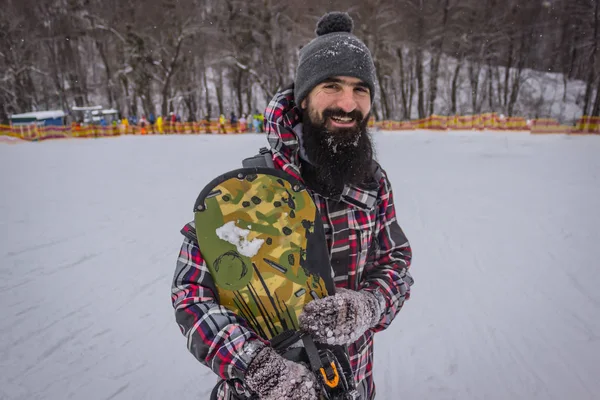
[194,167,335,340]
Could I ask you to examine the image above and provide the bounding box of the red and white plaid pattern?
[171,85,413,400]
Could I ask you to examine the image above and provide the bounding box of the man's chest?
[312,196,378,287]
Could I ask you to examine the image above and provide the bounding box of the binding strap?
[301,335,359,400]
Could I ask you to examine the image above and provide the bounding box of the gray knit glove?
[298,288,382,346]
[245,346,320,400]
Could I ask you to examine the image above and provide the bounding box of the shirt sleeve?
[171,235,267,380]
[361,169,414,332]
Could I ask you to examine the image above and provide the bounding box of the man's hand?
[299,288,382,346]
[245,346,320,400]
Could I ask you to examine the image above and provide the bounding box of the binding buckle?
[319,361,340,389]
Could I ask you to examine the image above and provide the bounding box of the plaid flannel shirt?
[171,85,413,400]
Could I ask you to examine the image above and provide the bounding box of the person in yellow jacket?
[252,111,264,133]
[121,118,129,134]
[218,114,226,134]
[156,115,164,134]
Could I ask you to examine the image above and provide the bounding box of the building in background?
[9,110,66,127]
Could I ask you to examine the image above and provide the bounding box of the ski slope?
[1,131,599,400]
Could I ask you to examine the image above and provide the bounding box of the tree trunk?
[583,0,598,116]
[379,80,390,120]
[479,66,491,112]
[508,28,530,117]
[235,68,245,117]
[562,72,568,102]
[161,85,170,118]
[246,76,253,116]
[397,48,409,119]
[47,40,68,111]
[184,93,197,121]
[95,39,114,107]
[428,52,440,116]
[568,30,579,79]
[131,87,138,118]
[141,87,153,118]
[375,61,390,120]
[428,0,450,116]
[120,76,131,118]
[469,61,480,114]
[416,48,425,119]
[507,69,522,117]
[203,66,211,120]
[161,36,185,117]
[408,55,415,120]
[370,103,379,121]
[583,70,596,117]
[494,66,503,110]
[216,68,224,116]
[503,38,514,113]
[63,38,87,107]
[392,85,399,120]
[450,60,462,115]
[487,62,494,111]
[592,78,600,116]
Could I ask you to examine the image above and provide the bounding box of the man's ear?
[301,99,307,109]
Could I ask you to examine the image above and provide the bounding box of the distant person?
[253,110,264,133]
[204,115,212,134]
[138,115,148,135]
[156,115,164,134]
[120,118,129,134]
[218,114,226,134]
[252,112,260,133]
[230,112,238,133]
[239,113,247,133]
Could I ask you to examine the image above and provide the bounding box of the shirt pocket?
[347,209,375,284]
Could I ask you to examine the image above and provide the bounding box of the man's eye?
[324,84,338,89]
[355,87,368,93]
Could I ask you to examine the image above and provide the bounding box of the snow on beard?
[301,102,374,193]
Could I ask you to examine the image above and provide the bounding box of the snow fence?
[1,115,598,142]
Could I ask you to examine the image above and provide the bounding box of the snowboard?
[193,167,336,340]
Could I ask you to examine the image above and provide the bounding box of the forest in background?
[1,0,599,124]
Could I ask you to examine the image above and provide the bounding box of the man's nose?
[336,89,357,113]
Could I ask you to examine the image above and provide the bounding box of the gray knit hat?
[294,12,377,107]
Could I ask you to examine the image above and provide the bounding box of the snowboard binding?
[271,330,360,400]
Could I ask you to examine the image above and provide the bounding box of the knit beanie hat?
[294,12,377,107]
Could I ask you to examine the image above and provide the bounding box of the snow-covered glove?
[299,288,382,346]
[245,346,320,400]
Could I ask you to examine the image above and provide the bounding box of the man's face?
[298,76,375,196]
[301,76,371,131]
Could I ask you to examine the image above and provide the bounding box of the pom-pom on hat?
[294,12,376,107]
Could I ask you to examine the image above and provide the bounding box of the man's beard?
[300,103,375,197]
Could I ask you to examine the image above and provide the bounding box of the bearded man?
[171,11,414,400]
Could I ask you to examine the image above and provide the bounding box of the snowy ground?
[1,131,599,400]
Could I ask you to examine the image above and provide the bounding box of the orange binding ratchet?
[319,361,340,388]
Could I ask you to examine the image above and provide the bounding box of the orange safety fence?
[126,121,258,135]
[376,114,598,134]
[1,115,598,142]
[572,116,600,134]
[529,118,572,134]
[0,120,262,141]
